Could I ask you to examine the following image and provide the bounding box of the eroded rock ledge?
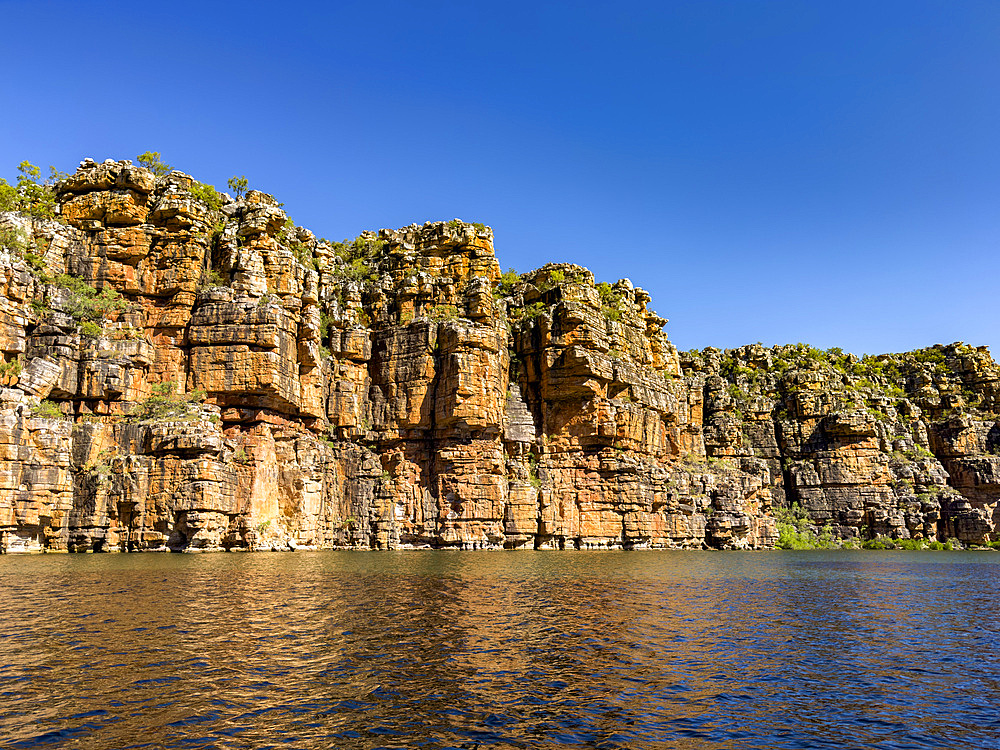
[0,159,996,551]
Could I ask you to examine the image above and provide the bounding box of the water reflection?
[1,551,998,749]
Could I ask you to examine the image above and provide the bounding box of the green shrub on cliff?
[227,175,249,200]
[188,181,223,210]
[446,219,487,232]
[128,380,207,422]
[54,274,128,326]
[596,282,624,321]
[0,162,59,219]
[0,224,27,254]
[774,504,836,549]
[429,304,459,321]
[495,268,520,297]
[33,399,67,419]
[510,301,546,321]
[329,234,384,282]
[136,151,171,177]
[0,355,23,379]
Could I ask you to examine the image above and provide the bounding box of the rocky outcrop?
[682,343,1000,545]
[0,158,996,551]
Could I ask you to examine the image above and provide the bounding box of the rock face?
[0,158,996,551]
[682,343,1000,545]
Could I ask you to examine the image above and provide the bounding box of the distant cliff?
[0,158,997,552]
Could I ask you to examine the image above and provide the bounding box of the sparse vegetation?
[227,175,249,200]
[0,161,60,219]
[199,269,227,290]
[509,301,546,321]
[429,304,459,321]
[0,355,23,380]
[33,399,67,419]
[596,282,624,321]
[128,380,208,422]
[329,234,385,282]
[774,504,837,549]
[446,219,486,231]
[188,181,223,210]
[136,151,171,177]
[527,453,542,489]
[495,268,520,297]
[50,274,128,333]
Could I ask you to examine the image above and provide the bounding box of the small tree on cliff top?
[0,161,59,218]
[136,151,171,177]
[227,175,249,200]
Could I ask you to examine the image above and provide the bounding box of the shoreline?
[3,543,995,555]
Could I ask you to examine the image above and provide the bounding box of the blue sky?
[2,0,998,355]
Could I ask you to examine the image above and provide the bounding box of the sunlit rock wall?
[0,158,996,551]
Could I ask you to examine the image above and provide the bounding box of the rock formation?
[0,158,996,551]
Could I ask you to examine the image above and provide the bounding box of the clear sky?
[2,0,997,355]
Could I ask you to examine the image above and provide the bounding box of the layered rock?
[0,157,995,551]
[682,343,1000,545]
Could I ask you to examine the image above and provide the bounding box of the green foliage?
[288,233,317,269]
[33,399,66,419]
[429,304,459,321]
[0,161,59,218]
[340,257,371,280]
[532,268,569,292]
[447,219,487,231]
[0,180,15,213]
[79,320,102,338]
[136,151,171,177]
[319,309,334,346]
[227,175,249,200]
[510,301,546,321]
[495,267,520,296]
[596,282,624,321]
[53,274,128,327]
[0,224,27,254]
[774,504,837,549]
[188,181,223,210]
[200,269,227,289]
[330,234,385,282]
[23,250,46,271]
[527,453,542,489]
[0,355,23,379]
[911,347,947,365]
[233,448,249,464]
[861,537,895,550]
[129,380,207,422]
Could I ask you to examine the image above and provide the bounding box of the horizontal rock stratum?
[0,158,997,552]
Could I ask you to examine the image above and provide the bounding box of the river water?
[1,551,997,749]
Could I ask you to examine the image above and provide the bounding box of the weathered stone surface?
[0,159,996,552]
[682,342,1000,545]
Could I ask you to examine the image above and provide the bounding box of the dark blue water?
[1,551,998,749]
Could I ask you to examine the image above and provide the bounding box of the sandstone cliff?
[0,158,995,551]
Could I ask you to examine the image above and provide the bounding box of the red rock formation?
[0,159,995,552]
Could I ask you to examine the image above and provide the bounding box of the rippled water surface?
[1,551,998,749]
